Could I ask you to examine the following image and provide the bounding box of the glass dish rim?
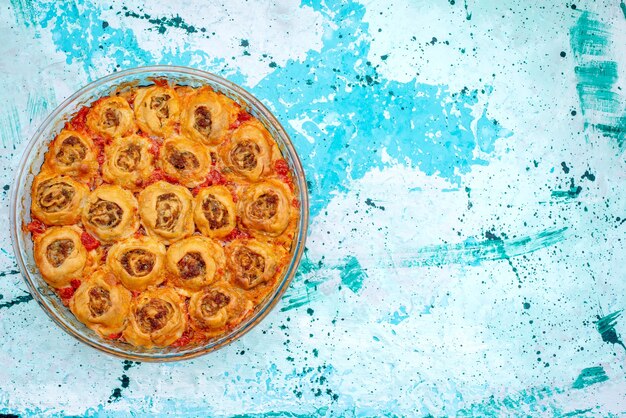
[9,65,309,362]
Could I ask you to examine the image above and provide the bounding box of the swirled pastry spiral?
[70,269,132,336]
[193,185,236,238]
[238,180,292,237]
[106,236,167,291]
[225,239,279,290]
[166,236,225,292]
[158,136,211,187]
[134,86,181,137]
[31,173,88,226]
[86,96,136,138]
[220,120,273,181]
[102,134,154,191]
[138,181,194,245]
[43,129,98,181]
[81,185,139,242]
[123,288,187,347]
[34,226,88,288]
[180,86,238,145]
[188,283,253,335]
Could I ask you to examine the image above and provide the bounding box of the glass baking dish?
[10,66,309,361]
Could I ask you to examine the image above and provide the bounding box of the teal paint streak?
[340,256,366,294]
[562,408,594,416]
[572,366,609,389]
[570,11,626,149]
[0,105,21,149]
[8,0,35,27]
[457,387,565,416]
[621,1,626,19]
[569,12,611,57]
[389,306,409,325]
[400,227,568,268]
[551,178,583,199]
[594,310,626,351]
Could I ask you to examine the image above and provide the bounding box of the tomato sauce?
[81,232,100,250]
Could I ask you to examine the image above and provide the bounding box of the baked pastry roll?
[31,173,88,226]
[34,226,87,288]
[106,236,166,291]
[81,185,139,242]
[238,180,292,237]
[70,268,131,336]
[158,136,211,187]
[193,185,236,238]
[138,181,194,245]
[180,86,238,145]
[102,134,154,191]
[188,283,253,335]
[134,86,180,137]
[43,129,98,181]
[123,288,187,347]
[225,239,278,290]
[220,120,272,181]
[166,236,225,291]
[86,96,136,138]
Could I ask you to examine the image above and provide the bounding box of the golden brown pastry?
[31,173,88,226]
[106,236,167,291]
[225,239,279,290]
[166,236,225,292]
[220,120,272,181]
[138,181,194,245]
[102,134,154,191]
[158,136,211,187]
[188,282,253,335]
[34,226,88,288]
[70,268,132,336]
[193,185,236,238]
[86,96,136,138]
[133,86,181,137]
[238,180,292,237]
[43,129,98,181]
[123,288,187,347]
[81,185,139,242]
[180,86,238,145]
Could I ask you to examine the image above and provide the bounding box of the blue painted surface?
[1,0,626,416]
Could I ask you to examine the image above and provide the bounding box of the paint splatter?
[0,293,33,310]
[108,360,140,403]
[398,227,568,267]
[340,256,367,294]
[120,7,208,37]
[572,366,609,389]
[594,310,626,351]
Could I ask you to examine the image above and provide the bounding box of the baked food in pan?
[26,79,299,348]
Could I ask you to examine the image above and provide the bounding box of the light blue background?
[1,0,626,416]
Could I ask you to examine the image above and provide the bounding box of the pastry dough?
[70,268,131,336]
[138,181,194,245]
[188,282,253,334]
[193,185,236,238]
[134,86,180,137]
[166,236,225,292]
[43,129,98,181]
[102,134,154,191]
[238,180,292,237]
[180,86,238,145]
[220,120,272,181]
[225,239,278,290]
[31,173,88,226]
[34,226,87,288]
[106,236,166,291]
[86,96,136,138]
[81,185,139,242]
[158,136,211,187]
[123,288,187,347]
